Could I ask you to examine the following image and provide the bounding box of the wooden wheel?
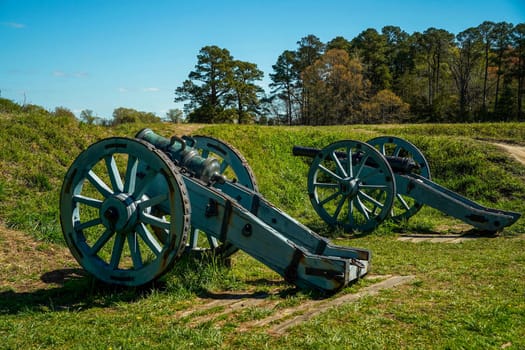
[185,135,258,257]
[367,136,431,221]
[60,137,190,286]
[307,140,396,233]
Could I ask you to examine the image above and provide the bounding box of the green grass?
[1,238,523,349]
[1,100,525,349]
[196,124,525,234]
[1,104,524,239]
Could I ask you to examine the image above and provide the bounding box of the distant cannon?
[59,129,370,292]
[293,136,520,233]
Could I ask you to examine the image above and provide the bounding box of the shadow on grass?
[306,217,504,240]
[198,281,331,301]
[0,268,168,315]
[0,241,379,315]
[0,254,296,315]
[305,219,413,239]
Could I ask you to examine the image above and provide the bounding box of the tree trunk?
[482,43,490,115]
[518,56,524,120]
[286,87,293,125]
[494,56,503,117]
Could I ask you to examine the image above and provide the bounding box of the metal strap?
[315,239,327,255]
[219,200,233,243]
[250,194,260,215]
[284,248,303,284]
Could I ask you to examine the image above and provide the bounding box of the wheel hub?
[340,177,360,198]
[100,193,138,233]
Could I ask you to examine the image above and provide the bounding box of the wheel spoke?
[330,151,347,177]
[109,233,125,269]
[127,231,143,269]
[105,155,124,192]
[347,147,354,177]
[87,170,113,198]
[358,190,385,209]
[90,228,114,255]
[73,194,103,208]
[139,194,168,210]
[140,212,171,231]
[348,198,354,226]
[219,160,229,174]
[332,195,347,221]
[136,223,162,256]
[354,154,369,178]
[355,197,371,220]
[319,189,343,206]
[396,193,411,211]
[371,191,386,215]
[155,229,169,245]
[393,146,402,157]
[318,164,343,181]
[123,155,138,194]
[133,166,159,199]
[313,182,339,189]
[75,218,102,231]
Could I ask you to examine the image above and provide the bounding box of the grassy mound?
[1,99,524,242]
[1,99,525,349]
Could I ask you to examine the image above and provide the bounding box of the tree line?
[175,21,525,125]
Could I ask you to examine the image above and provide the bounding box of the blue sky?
[1,0,524,119]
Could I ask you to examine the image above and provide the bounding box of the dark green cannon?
[59,129,370,292]
[293,136,521,233]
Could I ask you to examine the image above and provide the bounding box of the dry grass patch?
[0,224,78,293]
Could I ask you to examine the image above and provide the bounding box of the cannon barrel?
[292,145,419,174]
[136,128,226,184]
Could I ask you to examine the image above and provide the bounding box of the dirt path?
[171,274,414,336]
[171,123,207,136]
[492,142,525,166]
[0,225,78,292]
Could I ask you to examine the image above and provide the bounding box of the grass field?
[0,101,524,349]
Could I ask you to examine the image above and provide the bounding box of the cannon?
[59,129,370,292]
[293,136,521,233]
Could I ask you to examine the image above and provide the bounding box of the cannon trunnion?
[60,130,370,291]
